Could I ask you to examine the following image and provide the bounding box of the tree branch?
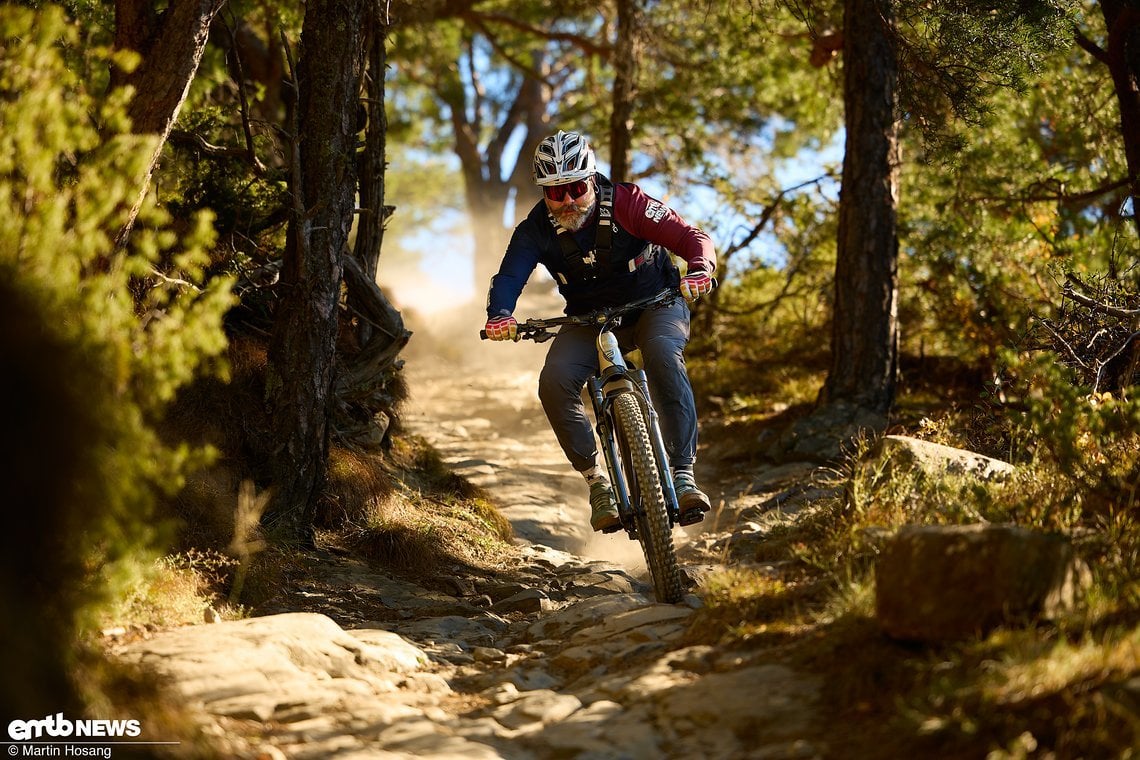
[966,176,1130,206]
[1034,316,1091,371]
[1065,274,1140,319]
[461,13,559,86]
[1094,330,1140,391]
[1021,176,1130,205]
[1073,24,1109,65]
[218,10,267,174]
[168,129,269,175]
[722,174,833,257]
[463,10,612,59]
[489,55,546,178]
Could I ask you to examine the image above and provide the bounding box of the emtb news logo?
[7,713,141,741]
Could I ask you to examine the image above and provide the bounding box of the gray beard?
[557,198,597,232]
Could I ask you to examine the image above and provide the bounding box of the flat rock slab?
[117,612,431,720]
[873,435,1016,481]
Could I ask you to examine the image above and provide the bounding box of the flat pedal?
[678,508,706,527]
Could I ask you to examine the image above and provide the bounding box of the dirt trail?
[402,299,715,576]
[115,297,836,759]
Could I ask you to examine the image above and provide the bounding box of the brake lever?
[516,327,555,343]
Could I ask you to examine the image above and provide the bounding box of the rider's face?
[544,179,596,231]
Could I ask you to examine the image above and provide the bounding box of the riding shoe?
[674,471,711,526]
[588,479,621,532]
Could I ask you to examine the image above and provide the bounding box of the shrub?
[0,4,234,716]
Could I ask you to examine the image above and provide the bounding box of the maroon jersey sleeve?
[613,183,717,275]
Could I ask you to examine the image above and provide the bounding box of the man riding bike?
[483,130,717,532]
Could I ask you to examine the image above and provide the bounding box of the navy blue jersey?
[487,177,716,317]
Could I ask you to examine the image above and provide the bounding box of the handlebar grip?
[479,329,488,340]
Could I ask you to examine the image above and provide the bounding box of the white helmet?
[532,130,596,186]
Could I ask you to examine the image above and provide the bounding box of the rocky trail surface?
[114,309,837,759]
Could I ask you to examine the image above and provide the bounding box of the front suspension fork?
[630,368,681,523]
[589,372,680,529]
[589,376,635,530]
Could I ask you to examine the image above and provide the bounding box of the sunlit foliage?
[0,5,236,627]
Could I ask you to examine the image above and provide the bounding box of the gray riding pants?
[536,299,698,474]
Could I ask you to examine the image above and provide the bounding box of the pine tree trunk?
[111,0,225,247]
[821,0,900,415]
[339,13,412,445]
[471,190,514,293]
[354,15,389,282]
[443,51,548,293]
[609,0,641,183]
[1098,1,1140,241]
[265,0,368,539]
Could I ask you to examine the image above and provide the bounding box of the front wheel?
[612,393,683,603]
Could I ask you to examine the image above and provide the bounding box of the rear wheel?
[612,392,683,603]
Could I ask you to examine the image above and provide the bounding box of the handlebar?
[480,287,683,342]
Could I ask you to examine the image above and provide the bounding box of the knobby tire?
[612,393,683,604]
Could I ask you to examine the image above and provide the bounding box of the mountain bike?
[481,287,688,603]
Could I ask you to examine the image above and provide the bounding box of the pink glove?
[680,271,714,302]
[484,315,518,341]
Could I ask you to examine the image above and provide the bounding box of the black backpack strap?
[595,178,614,264]
[548,176,616,283]
[549,215,598,283]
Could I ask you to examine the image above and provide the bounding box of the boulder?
[872,435,1016,481]
[876,524,1087,641]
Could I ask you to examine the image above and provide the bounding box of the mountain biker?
[483,129,717,533]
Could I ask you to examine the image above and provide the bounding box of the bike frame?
[487,287,685,536]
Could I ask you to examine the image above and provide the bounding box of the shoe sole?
[592,514,621,533]
[678,493,711,510]
[677,490,710,527]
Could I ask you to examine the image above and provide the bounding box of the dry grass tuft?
[100,550,239,631]
[318,446,396,527]
[342,490,514,577]
[319,432,515,576]
[333,434,514,575]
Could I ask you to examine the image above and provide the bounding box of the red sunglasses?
[543,179,592,202]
